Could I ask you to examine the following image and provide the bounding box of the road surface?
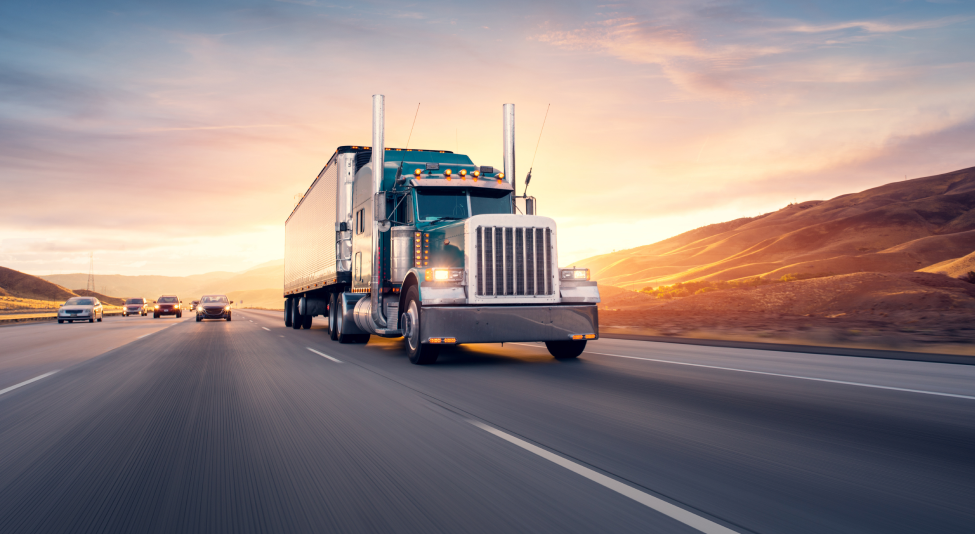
[0,310,972,533]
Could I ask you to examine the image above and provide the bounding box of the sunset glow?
[2,1,973,275]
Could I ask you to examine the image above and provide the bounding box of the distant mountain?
[0,266,76,301]
[72,289,125,307]
[579,166,975,289]
[40,260,284,301]
[226,288,285,310]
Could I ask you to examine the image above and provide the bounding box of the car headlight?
[224,305,230,311]
[559,268,590,281]
[426,268,463,282]
[155,305,159,309]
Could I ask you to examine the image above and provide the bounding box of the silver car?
[122,297,148,317]
[58,297,104,323]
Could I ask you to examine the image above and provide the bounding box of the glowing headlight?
[426,268,463,282]
[559,268,590,281]
[154,305,159,309]
[224,305,231,310]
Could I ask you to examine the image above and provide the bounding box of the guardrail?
[0,310,126,326]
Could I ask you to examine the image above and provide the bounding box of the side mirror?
[230,301,234,304]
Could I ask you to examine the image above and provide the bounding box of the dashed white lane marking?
[307,347,342,363]
[279,335,284,338]
[468,420,736,534]
[262,327,270,331]
[0,371,60,397]
[510,343,975,400]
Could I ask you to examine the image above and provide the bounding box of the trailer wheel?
[402,286,438,365]
[285,297,293,327]
[328,293,338,340]
[302,313,312,329]
[292,298,303,330]
[545,340,586,360]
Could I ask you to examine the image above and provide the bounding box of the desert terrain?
[586,167,975,355]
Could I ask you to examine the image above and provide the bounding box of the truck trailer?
[283,95,600,364]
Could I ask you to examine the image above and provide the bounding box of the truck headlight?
[426,268,463,282]
[560,268,590,281]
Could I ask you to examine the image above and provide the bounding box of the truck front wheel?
[402,286,438,365]
[545,340,586,360]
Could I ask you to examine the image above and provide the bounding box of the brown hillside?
[920,250,975,279]
[580,167,975,289]
[72,290,125,307]
[0,266,76,301]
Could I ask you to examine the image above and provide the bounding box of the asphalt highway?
[0,310,972,533]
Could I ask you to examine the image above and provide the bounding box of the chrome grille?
[476,226,553,296]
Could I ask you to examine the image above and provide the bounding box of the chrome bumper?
[419,305,598,344]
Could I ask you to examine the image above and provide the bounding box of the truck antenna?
[395,103,421,185]
[524,103,550,196]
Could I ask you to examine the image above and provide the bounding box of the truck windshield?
[470,189,512,215]
[416,190,468,221]
[415,189,513,221]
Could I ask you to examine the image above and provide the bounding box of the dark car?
[190,300,200,312]
[154,295,182,318]
[196,295,232,321]
[122,297,148,317]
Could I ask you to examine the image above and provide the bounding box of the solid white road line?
[0,371,59,397]
[307,347,342,363]
[469,420,737,534]
[587,352,975,401]
[510,343,975,401]
[262,327,270,331]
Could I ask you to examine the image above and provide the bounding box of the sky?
[1,0,974,277]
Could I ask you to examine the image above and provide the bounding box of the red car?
[153,295,182,318]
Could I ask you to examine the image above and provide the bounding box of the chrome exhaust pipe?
[371,94,387,329]
[503,103,515,210]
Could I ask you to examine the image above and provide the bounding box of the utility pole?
[86,252,95,293]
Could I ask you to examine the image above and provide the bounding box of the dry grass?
[0,296,122,314]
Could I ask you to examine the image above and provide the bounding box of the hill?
[72,290,125,307]
[0,266,76,301]
[579,167,975,289]
[227,288,285,310]
[919,250,975,279]
[40,260,283,301]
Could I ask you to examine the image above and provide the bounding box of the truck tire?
[328,293,338,340]
[285,297,293,327]
[402,286,438,365]
[545,340,586,360]
[302,313,312,329]
[292,298,303,330]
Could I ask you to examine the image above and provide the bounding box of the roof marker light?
[472,170,480,178]
[414,168,422,176]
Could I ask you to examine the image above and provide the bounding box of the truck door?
[351,170,372,291]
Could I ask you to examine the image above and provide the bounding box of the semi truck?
[283,95,599,364]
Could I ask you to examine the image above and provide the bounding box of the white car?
[58,297,104,323]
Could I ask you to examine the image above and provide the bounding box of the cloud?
[784,15,970,34]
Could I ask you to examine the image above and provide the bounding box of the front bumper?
[420,305,598,344]
[199,308,229,318]
[156,308,179,315]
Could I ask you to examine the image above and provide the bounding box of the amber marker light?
[497,172,504,180]
[472,170,480,177]
[414,168,422,177]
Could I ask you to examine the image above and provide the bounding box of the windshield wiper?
[429,216,463,224]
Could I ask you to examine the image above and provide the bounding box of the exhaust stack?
[503,103,515,210]
[370,94,387,329]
